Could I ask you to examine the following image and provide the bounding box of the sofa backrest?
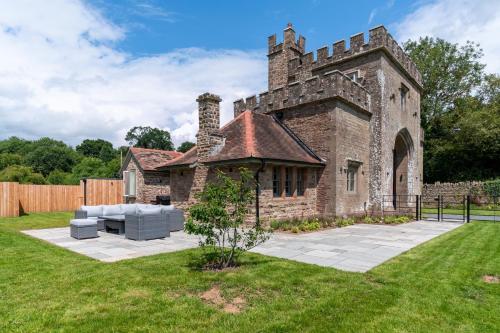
[81,205,103,217]
[80,203,177,216]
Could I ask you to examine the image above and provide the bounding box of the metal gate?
[383,195,500,223]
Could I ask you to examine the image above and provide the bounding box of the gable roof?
[121,147,183,173]
[158,111,324,169]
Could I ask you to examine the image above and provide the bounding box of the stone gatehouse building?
[135,24,423,221]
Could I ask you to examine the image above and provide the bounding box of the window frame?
[346,164,358,193]
[272,167,281,198]
[124,169,137,197]
[400,83,409,112]
[296,168,305,196]
[284,167,293,197]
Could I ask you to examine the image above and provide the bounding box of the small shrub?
[291,226,300,233]
[337,217,355,227]
[384,215,411,224]
[362,216,376,224]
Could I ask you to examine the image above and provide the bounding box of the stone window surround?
[400,83,409,112]
[345,160,362,194]
[272,166,308,200]
[123,169,137,198]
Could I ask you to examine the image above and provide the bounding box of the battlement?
[234,70,370,117]
[268,23,306,55]
[287,26,422,87]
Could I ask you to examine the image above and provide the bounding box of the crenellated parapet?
[285,26,422,87]
[234,70,371,117]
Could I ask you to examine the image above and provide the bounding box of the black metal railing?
[382,194,500,223]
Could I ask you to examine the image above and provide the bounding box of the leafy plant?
[337,217,355,227]
[185,168,269,269]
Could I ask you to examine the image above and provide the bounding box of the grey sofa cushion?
[137,207,163,216]
[102,205,123,216]
[136,204,153,210]
[81,205,103,217]
[120,204,137,215]
[71,219,97,227]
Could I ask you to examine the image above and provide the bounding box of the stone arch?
[392,128,414,205]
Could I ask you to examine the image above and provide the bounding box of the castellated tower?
[196,92,223,162]
[267,23,305,90]
[235,24,423,216]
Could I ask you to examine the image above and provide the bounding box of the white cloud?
[393,0,500,73]
[0,0,267,147]
[368,9,377,25]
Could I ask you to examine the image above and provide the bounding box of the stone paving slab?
[23,227,200,263]
[22,221,462,272]
[250,221,463,272]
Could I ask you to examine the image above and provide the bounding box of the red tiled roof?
[158,111,323,169]
[129,147,183,171]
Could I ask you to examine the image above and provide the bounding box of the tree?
[404,37,495,182]
[76,139,116,162]
[125,126,174,150]
[0,137,31,155]
[0,153,23,170]
[0,165,46,184]
[71,157,108,180]
[47,170,75,185]
[185,168,269,269]
[24,138,79,176]
[404,37,485,132]
[177,141,195,153]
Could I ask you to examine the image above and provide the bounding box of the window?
[346,70,359,82]
[124,170,136,196]
[285,167,292,197]
[400,84,409,112]
[346,165,358,193]
[272,167,281,197]
[297,168,305,196]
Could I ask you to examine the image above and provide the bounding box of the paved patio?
[22,228,200,262]
[23,221,462,271]
[251,221,462,272]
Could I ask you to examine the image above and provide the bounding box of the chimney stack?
[196,92,223,161]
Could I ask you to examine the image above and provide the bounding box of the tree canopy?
[125,126,174,151]
[76,139,116,162]
[176,141,195,153]
[0,136,122,184]
[404,37,499,183]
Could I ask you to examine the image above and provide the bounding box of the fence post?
[437,195,440,222]
[415,195,419,220]
[466,195,471,223]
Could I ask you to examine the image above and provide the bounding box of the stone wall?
[124,158,170,204]
[169,164,318,225]
[423,181,488,202]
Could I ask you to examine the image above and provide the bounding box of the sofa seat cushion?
[102,205,123,216]
[81,205,103,217]
[71,219,97,227]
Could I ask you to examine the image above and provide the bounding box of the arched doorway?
[392,129,414,207]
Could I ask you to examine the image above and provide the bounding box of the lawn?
[422,206,499,216]
[1,213,499,332]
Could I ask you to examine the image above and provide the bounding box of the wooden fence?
[0,179,123,217]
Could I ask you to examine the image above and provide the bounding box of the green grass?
[1,213,499,332]
[422,207,498,216]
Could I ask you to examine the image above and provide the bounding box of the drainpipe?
[254,158,266,227]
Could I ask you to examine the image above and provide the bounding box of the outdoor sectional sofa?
[73,203,184,241]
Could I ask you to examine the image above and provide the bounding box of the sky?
[0,0,498,148]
